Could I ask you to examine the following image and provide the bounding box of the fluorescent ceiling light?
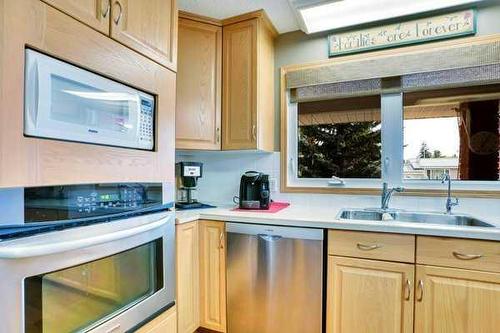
[298,0,484,33]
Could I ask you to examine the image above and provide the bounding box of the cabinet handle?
[219,232,224,250]
[356,243,381,251]
[216,127,220,143]
[404,279,411,301]
[113,1,123,25]
[452,251,483,260]
[416,280,424,302]
[101,0,110,18]
[252,124,257,141]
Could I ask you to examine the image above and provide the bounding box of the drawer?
[328,230,415,263]
[417,236,500,273]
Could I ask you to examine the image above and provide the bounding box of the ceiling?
[177,0,301,33]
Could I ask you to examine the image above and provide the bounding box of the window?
[287,84,500,190]
[298,96,382,179]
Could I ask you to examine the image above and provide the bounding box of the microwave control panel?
[139,98,154,148]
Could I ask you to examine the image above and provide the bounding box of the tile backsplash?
[175,151,500,223]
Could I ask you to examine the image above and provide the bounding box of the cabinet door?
[327,256,414,333]
[41,0,110,34]
[415,265,500,333]
[136,306,177,333]
[199,220,226,332]
[176,18,222,150]
[222,19,257,150]
[176,222,200,333]
[110,0,177,70]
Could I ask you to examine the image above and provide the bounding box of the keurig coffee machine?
[176,162,205,209]
[239,171,270,209]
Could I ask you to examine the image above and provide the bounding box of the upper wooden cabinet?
[415,265,500,333]
[40,0,177,71]
[176,15,222,150]
[41,0,111,34]
[110,0,177,70]
[222,12,277,151]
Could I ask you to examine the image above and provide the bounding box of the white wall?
[176,151,500,223]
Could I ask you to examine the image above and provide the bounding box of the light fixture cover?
[295,0,485,33]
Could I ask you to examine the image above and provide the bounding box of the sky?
[403,117,460,160]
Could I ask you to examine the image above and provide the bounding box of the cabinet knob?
[404,279,411,301]
[416,280,424,302]
[356,243,381,251]
[101,0,110,18]
[113,1,123,25]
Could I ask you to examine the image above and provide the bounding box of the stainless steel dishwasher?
[226,223,323,333]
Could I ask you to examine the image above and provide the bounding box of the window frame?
[282,87,500,197]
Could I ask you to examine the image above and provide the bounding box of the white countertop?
[175,204,500,241]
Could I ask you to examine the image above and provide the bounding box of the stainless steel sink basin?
[338,209,495,227]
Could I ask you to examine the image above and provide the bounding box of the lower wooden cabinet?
[136,306,177,333]
[415,265,500,333]
[327,256,414,333]
[199,220,227,332]
[176,220,226,333]
[176,222,200,333]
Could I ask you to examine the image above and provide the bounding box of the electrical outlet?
[269,177,278,192]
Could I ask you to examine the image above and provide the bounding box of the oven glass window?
[50,74,137,134]
[24,239,163,333]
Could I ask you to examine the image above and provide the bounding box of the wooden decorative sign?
[328,9,476,57]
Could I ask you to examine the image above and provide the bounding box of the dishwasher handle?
[258,234,283,242]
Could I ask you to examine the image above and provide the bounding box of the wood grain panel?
[176,18,221,150]
[0,0,175,187]
[176,222,200,333]
[136,305,177,333]
[256,18,276,152]
[41,0,110,34]
[415,265,500,333]
[327,256,414,333]
[199,220,226,332]
[328,230,415,263]
[222,19,257,150]
[110,0,177,71]
[417,236,500,273]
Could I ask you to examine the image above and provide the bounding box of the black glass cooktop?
[0,183,172,241]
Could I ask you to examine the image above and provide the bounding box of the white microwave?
[24,49,155,150]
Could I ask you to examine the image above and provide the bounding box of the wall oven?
[24,49,155,151]
[0,183,175,333]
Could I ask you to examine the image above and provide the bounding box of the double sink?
[338,209,495,228]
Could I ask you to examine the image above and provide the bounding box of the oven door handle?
[0,216,170,259]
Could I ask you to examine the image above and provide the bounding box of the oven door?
[24,49,155,151]
[0,210,175,333]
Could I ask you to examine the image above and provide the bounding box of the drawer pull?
[416,280,424,302]
[452,251,483,260]
[356,243,381,251]
[404,279,411,301]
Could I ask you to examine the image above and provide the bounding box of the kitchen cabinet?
[222,11,277,151]
[327,256,414,333]
[415,265,500,332]
[176,222,200,333]
[0,0,176,187]
[136,305,177,333]
[110,0,177,70]
[199,220,227,332]
[176,15,222,150]
[41,0,111,34]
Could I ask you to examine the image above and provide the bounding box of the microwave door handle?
[0,216,170,259]
[26,59,40,129]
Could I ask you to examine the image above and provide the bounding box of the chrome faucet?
[381,182,404,211]
[441,170,459,214]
